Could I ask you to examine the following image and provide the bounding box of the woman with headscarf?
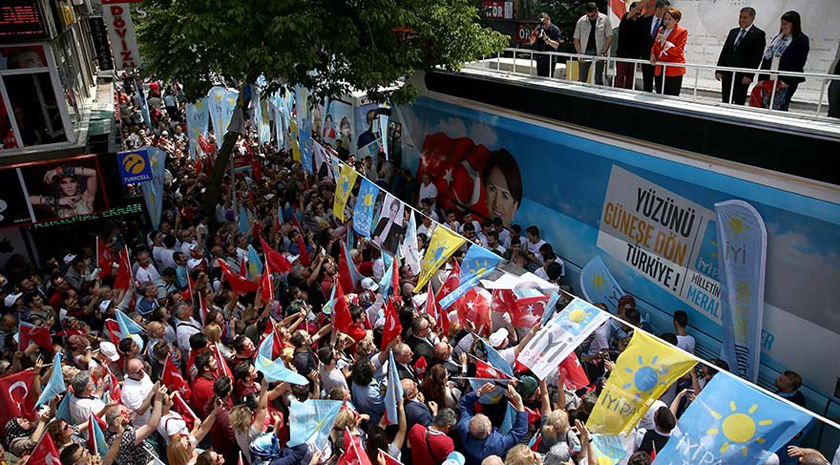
[3,410,50,459]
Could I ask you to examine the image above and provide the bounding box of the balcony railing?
[464,48,840,120]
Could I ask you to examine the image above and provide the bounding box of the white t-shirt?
[158,412,189,443]
[70,395,107,426]
[527,239,547,264]
[320,365,349,395]
[676,335,695,354]
[136,264,161,284]
[418,182,438,205]
[121,374,155,427]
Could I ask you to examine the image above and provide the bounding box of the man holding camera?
[529,12,562,78]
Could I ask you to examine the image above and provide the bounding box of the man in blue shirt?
[457,383,528,465]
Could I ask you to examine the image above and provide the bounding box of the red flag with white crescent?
[381,298,402,351]
[96,237,113,278]
[29,434,61,465]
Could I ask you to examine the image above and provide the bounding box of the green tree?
[136,0,507,215]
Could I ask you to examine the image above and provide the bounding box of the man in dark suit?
[637,0,670,92]
[716,7,766,105]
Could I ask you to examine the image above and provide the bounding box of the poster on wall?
[0,154,108,228]
[395,95,840,397]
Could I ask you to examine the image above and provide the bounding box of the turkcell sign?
[117,149,153,184]
[596,166,722,325]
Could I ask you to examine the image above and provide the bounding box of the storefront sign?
[482,1,513,20]
[102,3,140,70]
[117,149,152,184]
[88,16,113,70]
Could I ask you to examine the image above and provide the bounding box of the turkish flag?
[214,344,233,380]
[171,391,198,430]
[333,282,352,334]
[29,434,61,465]
[456,289,490,331]
[260,260,274,304]
[416,133,492,218]
[338,242,354,293]
[239,256,248,278]
[513,295,548,328]
[0,369,38,435]
[108,368,122,403]
[217,259,260,294]
[297,235,310,266]
[381,298,402,351]
[162,354,189,397]
[337,429,373,465]
[198,294,209,325]
[475,358,506,380]
[112,245,133,291]
[435,264,460,331]
[96,237,113,278]
[261,320,284,359]
[260,236,292,273]
[104,319,123,347]
[559,352,590,391]
[19,323,52,350]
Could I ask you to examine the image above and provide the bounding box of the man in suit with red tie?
[716,7,766,105]
[638,0,670,92]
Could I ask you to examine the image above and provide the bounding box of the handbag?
[749,80,788,110]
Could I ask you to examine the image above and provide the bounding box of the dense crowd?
[0,75,836,465]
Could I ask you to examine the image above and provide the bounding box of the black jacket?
[716,26,766,80]
[637,15,662,59]
[616,13,640,59]
[758,33,810,85]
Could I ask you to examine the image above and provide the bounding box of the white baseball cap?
[488,328,509,349]
[99,341,120,362]
[361,277,379,291]
[4,293,23,307]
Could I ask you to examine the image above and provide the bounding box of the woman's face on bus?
[485,166,518,226]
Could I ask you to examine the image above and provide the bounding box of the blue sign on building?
[117,149,153,184]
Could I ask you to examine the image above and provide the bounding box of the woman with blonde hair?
[203,322,234,359]
[166,399,222,465]
[506,444,543,465]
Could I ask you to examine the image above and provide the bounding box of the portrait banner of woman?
[417,133,523,227]
[372,194,406,256]
[20,155,107,222]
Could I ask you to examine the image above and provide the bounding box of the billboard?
[0,154,109,228]
[394,95,840,400]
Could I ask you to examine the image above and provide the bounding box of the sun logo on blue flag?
[557,302,596,336]
[467,258,490,276]
[622,355,670,399]
[591,272,606,288]
[707,401,772,457]
[723,214,751,240]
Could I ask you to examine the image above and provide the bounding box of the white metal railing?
[467,48,840,120]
